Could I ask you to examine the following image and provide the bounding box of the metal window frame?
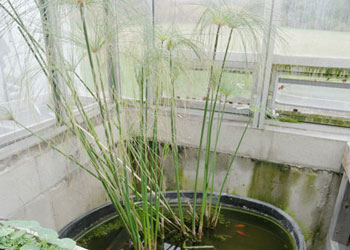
[264,60,350,134]
[255,0,279,129]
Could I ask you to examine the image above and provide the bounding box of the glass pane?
[119,55,139,99]
[174,70,252,104]
[0,0,53,135]
[154,0,262,106]
[273,75,350,126]
[276,82,350,112]
[275,0,350,58]
[57,1,110,102]
[117,0,151,99]
[155,0,265,53]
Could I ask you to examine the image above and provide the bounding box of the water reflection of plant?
[0,0,263,249]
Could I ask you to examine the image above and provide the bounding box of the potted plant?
[0,220,77,250]
[0,0,305,249]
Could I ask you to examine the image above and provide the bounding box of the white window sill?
[0,101,100,161]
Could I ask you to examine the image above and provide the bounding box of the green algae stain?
[310,220,323,249]
[77,216,124,248]
[278,117,299,123]
[248,163,323,249]
[277,110,350,128]
[179,164,184,187]
[247,162,316,245]
[248,162,300,211]
[166,164,204,191]
[181,176,204,190]
[287,210,312,243]
[301,172,317,204]
[273,64,350,79]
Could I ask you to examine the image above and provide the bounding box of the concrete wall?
[163,146,342,250]
[0,129,109,231]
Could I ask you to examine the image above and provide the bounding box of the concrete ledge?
[153,108,348,172]
[327,143,350,250]
[343,142,350,179]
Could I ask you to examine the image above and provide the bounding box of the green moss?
[166,162,185,191]
[247,162,324,247]
[273,65,350,79]
[166,185,176,191]
[231,190,238,195]
[248,162,298,210]
[179,165,184,185]
[301,173,324,249]
[277,110,350,128]
[278,117,299,123]
[166,164,204,191]
[311,221,323,249]
[248,165,319,247]
[287,211,312,243]
[77,216,123,248]
[304,173,316,195]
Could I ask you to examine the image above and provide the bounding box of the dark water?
[77,206,295,250]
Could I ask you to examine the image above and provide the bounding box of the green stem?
[169,52,186,234]
[203,27,234,223]
[207,96,227,220]
[196,24,221,241]
[212,117,252,224]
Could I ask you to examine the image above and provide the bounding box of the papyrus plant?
[0,0,265,248]
[191,0,264,240]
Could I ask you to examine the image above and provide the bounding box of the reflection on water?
[77,206,295,250]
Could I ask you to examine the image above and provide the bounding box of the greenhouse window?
[0,0,105,147]
[269,73,350,128]
[275,0,350,58]
[166,69,253,116]
[0,0,55,145]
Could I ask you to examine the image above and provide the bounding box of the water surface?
[77,206,295,250]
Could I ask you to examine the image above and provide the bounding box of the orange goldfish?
[234,224,245,228]
[235,230,246,236]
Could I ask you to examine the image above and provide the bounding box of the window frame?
[263,55,350,134]
[2,0,350,153]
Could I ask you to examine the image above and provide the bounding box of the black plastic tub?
[59,191,306,250]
